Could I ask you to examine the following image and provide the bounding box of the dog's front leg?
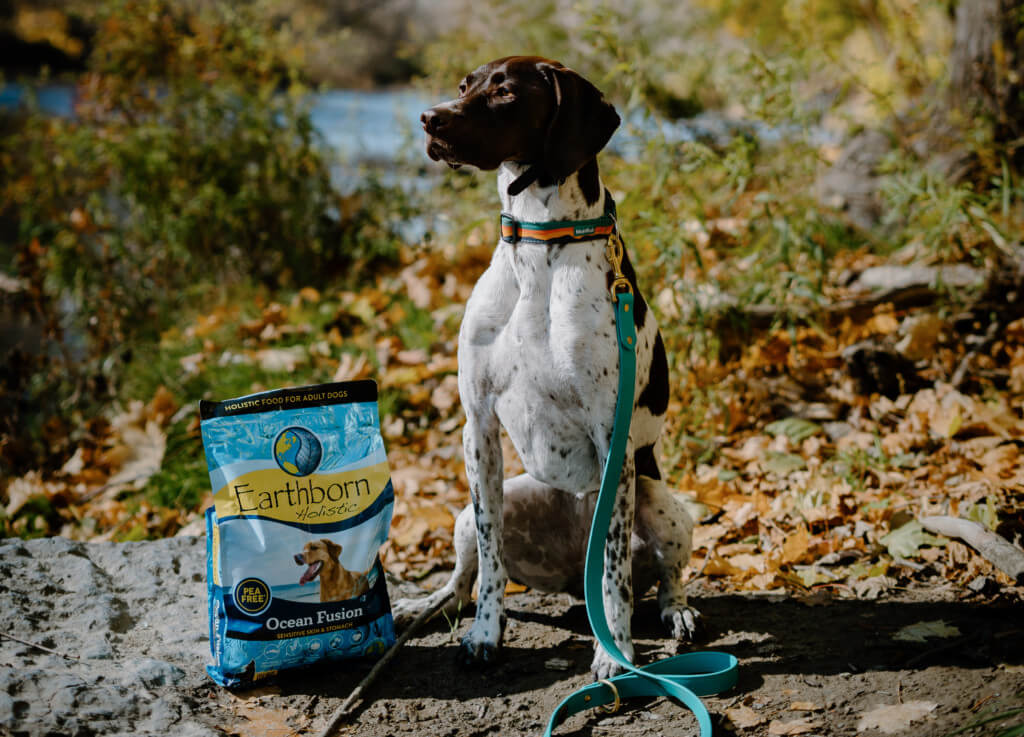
[590,430,637,680]
[458,408,507,666]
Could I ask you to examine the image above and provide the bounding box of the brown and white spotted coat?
[393,56,700,679]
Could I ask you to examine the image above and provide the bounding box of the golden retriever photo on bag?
[295,538,372,603]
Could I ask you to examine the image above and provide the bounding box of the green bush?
[4,1,395,347]
[0,0,403,474]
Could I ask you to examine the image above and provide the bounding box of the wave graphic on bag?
[200,380,395,687]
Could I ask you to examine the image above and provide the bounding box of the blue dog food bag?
[200,380,396,687]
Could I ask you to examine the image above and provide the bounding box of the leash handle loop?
[543,280,737,737]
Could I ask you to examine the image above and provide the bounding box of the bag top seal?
[199,380,378,420]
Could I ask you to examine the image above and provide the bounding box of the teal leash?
[543,236,737,736]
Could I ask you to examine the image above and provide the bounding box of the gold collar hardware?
[605,230,633,303]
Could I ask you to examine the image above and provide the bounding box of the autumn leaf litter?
[2,218,1024,735]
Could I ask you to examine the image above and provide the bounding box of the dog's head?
[294,538,341,585]
[421,56,620,185]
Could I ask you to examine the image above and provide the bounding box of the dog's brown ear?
[322,538,342,559]
[540,64,620,184]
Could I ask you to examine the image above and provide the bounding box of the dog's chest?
[461,242,621,489]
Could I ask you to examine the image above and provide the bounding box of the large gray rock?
[816,129,891,229]
[0,536,216,737]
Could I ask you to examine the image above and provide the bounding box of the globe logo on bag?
[274,427,322,476]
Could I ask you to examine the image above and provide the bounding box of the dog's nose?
[294,554,306,565]
[421,107,448,135]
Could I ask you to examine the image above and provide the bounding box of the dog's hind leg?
[393,474,591,632]
[391,504,478,631]
[635,475,702,641]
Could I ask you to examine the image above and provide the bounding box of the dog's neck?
[497,161,605,223]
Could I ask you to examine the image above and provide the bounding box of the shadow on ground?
[257,584,1024,737]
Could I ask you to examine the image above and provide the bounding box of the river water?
[0,82,801,166]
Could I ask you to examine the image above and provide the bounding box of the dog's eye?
[494,86,512,97]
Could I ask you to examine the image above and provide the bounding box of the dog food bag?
[200,380,396,687]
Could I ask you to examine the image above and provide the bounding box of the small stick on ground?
[919,515,1024,584]
[313,591,454,737]
[950,319,1002,390]
[0,631,80,661]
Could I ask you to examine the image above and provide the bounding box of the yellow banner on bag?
[212,461,391,525]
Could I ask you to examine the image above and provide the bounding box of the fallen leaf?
[255,346,307,372]
[147,386,178,424]
[745,571,783,589]
[382,365,423,388]
[728,553,767,572]
[865,311,900,335]
[781,526,811,565]
[893,620,961,642]
[104,411,167,489]
[768,717,819,735]
[298,286,320,303]
[390,466,438,497]
[963,497,1000,531]
[179,352,204,374]
[229,700,301,737]
[717,542,759,556]
[391,501,454,548]
[762,451,807,475]
[837,431,877,451]
[794,567,835,588]
[400,260,434,309]
[856,701,937,733]
[4,472,65,517]
[60,447,86,476]
[430,375,460,412]
[692,523,729,550]
[544,657,572,671]
[789,702,823,712]
[726,705,767,729]
[702,550,744,577]
[895,313,944,360]
[396,348,430,365]
[723,498,758,528]
[0,272,26,293]
[721,435,767,463]
[851,576,896,600]
[931,400,963,438]
[880,521,946,559]
[765,417,822,444]
[333,352,370,382]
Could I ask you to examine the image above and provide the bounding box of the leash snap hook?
[605,231,633,303]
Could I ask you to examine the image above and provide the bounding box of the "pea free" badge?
[233,578,272,615]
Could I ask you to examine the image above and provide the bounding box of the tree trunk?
[949,0,1024,148]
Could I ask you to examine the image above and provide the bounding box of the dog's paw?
[590,643,633,681]
[456,614,506,668]
[661,604,702,641]
[457,633,502,668]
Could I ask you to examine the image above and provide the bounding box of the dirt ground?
[3,537,1020,737]
[203,576,1024,737]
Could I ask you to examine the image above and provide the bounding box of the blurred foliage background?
[0,0,1021,595]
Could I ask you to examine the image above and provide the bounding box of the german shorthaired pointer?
[393,56,700,679]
